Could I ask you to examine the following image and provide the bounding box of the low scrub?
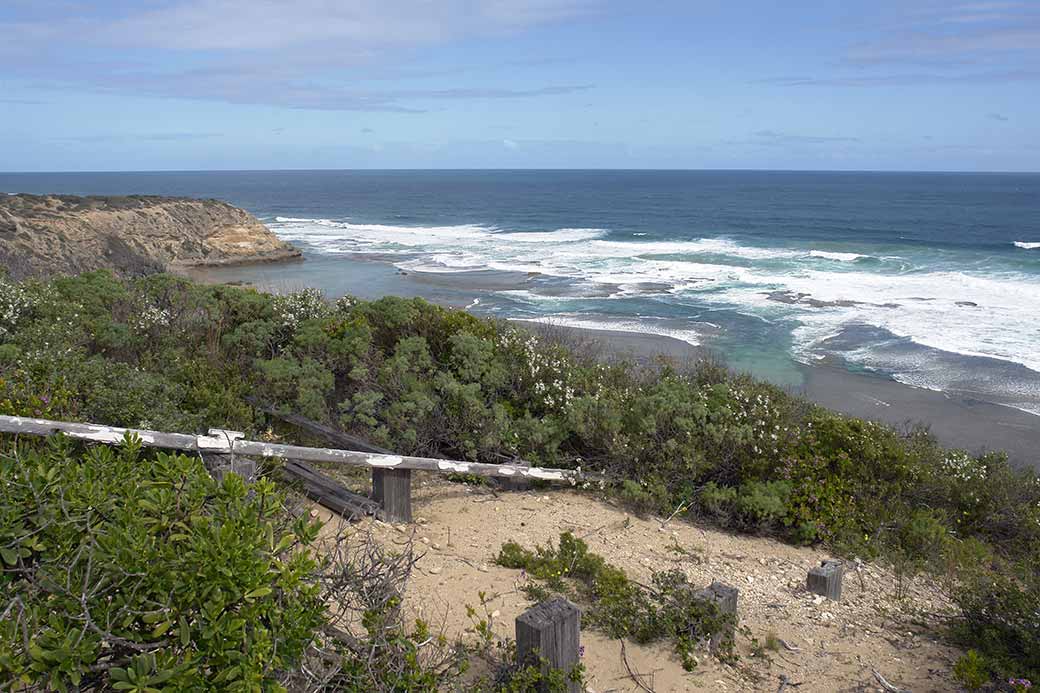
[0,271,1038,684]
[497,532,733,670]
[0,435,467,691]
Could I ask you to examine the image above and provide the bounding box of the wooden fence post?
[516,597,582,693]
[807,560,844,601]
[694,581,739,651]
[373,468,412,523]
[199,429,257,484]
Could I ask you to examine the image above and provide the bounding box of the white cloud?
[75,0,595,52]
[0,0,599,110]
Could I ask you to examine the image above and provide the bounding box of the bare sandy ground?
[315,473,964,693]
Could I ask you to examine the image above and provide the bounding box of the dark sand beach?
[538,323,1040,469]
[185,256,1040,470]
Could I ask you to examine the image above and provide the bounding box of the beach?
[186,255,1040,470]
[542,323,1040,468]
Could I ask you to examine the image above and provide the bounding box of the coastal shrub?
[0,434,470,692]
[699,480,794,532]
[0,434,326,690]
[272,287,330,332]
[952,562,1040,682]
[496,532,733,669]
[0,278,34,339]
[953,650,990,691]
[1,271,1039,683]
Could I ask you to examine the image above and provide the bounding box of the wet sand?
[186,256,1040,469]
[544,323,1040,469]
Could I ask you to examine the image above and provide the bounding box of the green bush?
[1,271,1038,684]
[953,650,990,691]
[952,563,1040,682]
[0,434,325,691]
[0,434,470,692]
[497,532,732,669]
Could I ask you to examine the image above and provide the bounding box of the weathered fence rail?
[0,414,586,522]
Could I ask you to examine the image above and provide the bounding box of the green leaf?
[151,620,172,638]
[244,587,272,600]
[0,547,18,565]
[179,615,190,646]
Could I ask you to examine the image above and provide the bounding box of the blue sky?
[1,0,1038,171]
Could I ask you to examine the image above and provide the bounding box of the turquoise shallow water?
[3,170,1039,413]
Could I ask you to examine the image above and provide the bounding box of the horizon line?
[3,167,1039,176]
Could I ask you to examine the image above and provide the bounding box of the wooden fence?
[0,414,585,522]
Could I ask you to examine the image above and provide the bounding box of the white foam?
[808,250,869,262]
[1014,241,1040,250]
[512,316,702,347]
[588,237,802,261]
[496,228,607,243]
[265,215,1040,376]
[773,268,1040,373]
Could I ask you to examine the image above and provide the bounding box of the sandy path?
[317,474,962,692]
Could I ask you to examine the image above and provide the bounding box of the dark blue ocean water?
[3,170,1039,413]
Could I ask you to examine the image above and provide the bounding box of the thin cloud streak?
[56,132,224,143]
[763,3,1040,90]
[0,0,600,111]
[760,69,1040,87]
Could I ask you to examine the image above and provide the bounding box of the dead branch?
[872,668,910,693]
[619,639,656,693]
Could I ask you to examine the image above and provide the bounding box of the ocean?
[3,169,1039,416]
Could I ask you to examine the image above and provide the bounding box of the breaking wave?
[267,216,1040,381]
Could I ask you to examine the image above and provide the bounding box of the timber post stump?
[807,560,844,601]
[516,597,582,693]
[694,581,739,651]
[373,468,412,523]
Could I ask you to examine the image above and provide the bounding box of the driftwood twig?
[872,668,909,693]
[619,639,656,693]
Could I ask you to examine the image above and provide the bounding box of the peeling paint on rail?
[368,454,403,468]
[0,414,588,483]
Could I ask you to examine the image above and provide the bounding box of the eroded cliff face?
[0,194,301,279]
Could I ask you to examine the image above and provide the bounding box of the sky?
[1,0,1038,172]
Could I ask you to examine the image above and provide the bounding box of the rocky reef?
[0,194,301,279]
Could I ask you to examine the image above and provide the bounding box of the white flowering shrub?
[334,294,360,313]
[497,328,576,412]
[273,288,330,331]
[726,384,800,458]
[131,304,172,333]
[0,278,33,340]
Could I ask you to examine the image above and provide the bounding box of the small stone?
[812,595,826,605]
[420,536,430,544]
[478,564,490,573]
[432,542,442,550]
[746,575,754,584]
[428,566,442,575]
[491,610,501,619]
